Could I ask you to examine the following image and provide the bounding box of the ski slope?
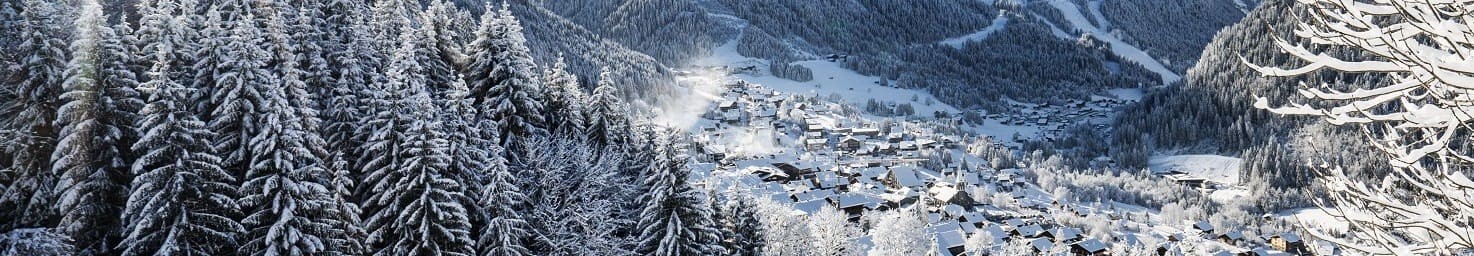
[1046,0,1181,84]
[940,14,1011,49]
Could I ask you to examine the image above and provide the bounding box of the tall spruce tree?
[465,3,545,144]
[361,30,475,256]
[541,56,587,134]
[586,68,629,147]
[475,142,529,256]
[52,1,143,254]
[636,133,722,256]
[121,44,242,256]
[717,195,765,256]
[206,10,274,180]
[0,0,70,230]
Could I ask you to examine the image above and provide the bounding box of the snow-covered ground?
[1281,208,1350,234]
[1045,0,1182,84]
[1148,155,1242,185]
[692,24,963,120]
[1106,88,1144,101]
[940,13,1011,49]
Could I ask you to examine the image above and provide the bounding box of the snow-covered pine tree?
[809,205,861,256]
[321,0,382,178]
[52,1,143,254]
[636,132,722,256]
[465,3,545,144]
[0,228,75,256]
[541,56,588,135]
[137,0,202,95]
[866,205,935,256]
[361,30,475,256]
[235,6,357,253]
[421,0,467,84]
[122,44,242,256]
[206,10,274,180]
[475,139,529,256]
[751,197,809,256]
[321,1,380,245]
[586,67,630,146]
[421,0,484,201]
[717,194,765,256]
[289,0,333,113]
[368,0,419,56]
[442,82,491,193]
[0,0,70,230]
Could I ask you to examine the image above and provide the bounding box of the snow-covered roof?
[1015,224,1045,237]
[935,230,967,250]
[1072,239,1108,252]
[1274,233,1301,243]
[887,167,924,188]
[831,192,883,209]
[794,199,828,214]
[1031,238,1054,252]
[1050,227,1083,241]
[929,185,963,203]
[1193,221,1215,232]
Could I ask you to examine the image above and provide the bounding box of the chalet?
[1070,239,1109,256]
[828,192,884,218]
[804,122,826,133]
[755,109,777,118]
[879,189,919,207]
[1267,233,1307,254]
[718,101,738,111]
[791,189,834,203]
[812,171,850,190]
[1012,224,1046,238]
[748,167,790,182]
[1218,231,1245,245]
[883,167,926,189]
[804,138,828,150]
[852,128,882,137]
[1166,174,1209,188]
[1192,221,1215,234]
[928,184,974,207]
[700,145,727,160]
[721,110,743,124]
[1030,238,1055,253]
[935,230,968,256]
[839,136,864,151]
[773,160,821,179]
[1046,227,1084,243]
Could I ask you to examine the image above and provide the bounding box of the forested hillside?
[1099,0,1247,72]
[0,0,738,255]
[1110,0,1387,211]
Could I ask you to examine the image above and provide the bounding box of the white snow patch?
[1106,88,1145,101]
[1208,188,1251,203]
[1281,208,1350,234]
[940,14,1011,49]
[1149,155,1242,185]
[735,60,962,117]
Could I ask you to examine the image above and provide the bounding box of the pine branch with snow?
[1246,0,1474,254]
